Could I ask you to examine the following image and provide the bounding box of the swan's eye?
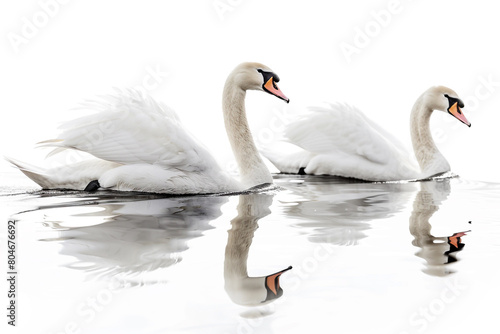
[257,68,289,103]
[444,94,465,109]
[258,69,279,81]
[258,69,280,91]
[258,69,272,82]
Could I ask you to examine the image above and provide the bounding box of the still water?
[1,172,499,334]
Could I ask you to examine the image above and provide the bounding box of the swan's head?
[425,86,471,127]
[224,265,292,306]
[231,62,289,103]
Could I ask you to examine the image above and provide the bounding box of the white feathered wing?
[12,90,238,193]
[263,103,420,181]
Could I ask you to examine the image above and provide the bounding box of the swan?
[263,86,470,181]
[6,62,289,194]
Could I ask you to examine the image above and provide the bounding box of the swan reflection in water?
[274,175,417,245]
[22,190,293,306]
[224,193,292,306]
[409,179,469,276]
[276,174,469,276]
[31,192,228,280]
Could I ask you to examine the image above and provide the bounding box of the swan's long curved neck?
[224,195,272,278]
[224,209,257,278]
[223,79,272,188]
[410,97,450,177]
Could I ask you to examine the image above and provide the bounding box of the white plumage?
[10,90,237,194]
[7,62,289,194]
[265,103,418,181]
[263,86,471,182]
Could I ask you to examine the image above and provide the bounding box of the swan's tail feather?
[45,147,69,158]
[260,142,312,174]
[5,156,117,190]
[37,139,64,145]
[4,156,52,188]
[36,139,66,152]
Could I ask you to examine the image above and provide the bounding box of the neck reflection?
[409,180,469,276]
[224,193,292,306]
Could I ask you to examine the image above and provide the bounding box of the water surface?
[1,172,499,333]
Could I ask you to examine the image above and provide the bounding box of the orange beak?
[448,231,469,248]
[448,102,471,127]
[265,265,292,297]
[263,77,290,103]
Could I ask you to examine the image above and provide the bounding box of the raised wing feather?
[285,103,409,165]
[41,89,218,173]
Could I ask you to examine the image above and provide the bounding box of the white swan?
[263,86,470,181]
[7,62,289,194]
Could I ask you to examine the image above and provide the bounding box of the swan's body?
[7,62,289,194]
[263,86,470,182]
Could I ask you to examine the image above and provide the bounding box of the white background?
[1,0,499,182]
[1,3,499,333]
